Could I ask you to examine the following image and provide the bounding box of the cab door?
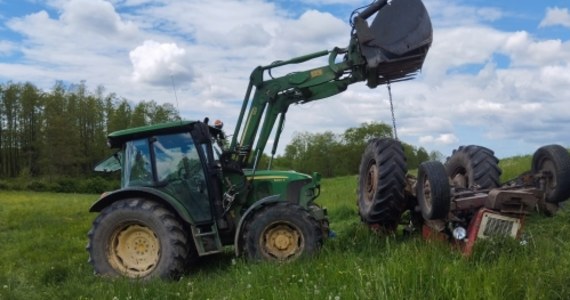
[152,132,212,224]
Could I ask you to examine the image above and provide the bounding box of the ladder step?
[191,224,223,256]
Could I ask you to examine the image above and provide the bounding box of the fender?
[89,187,194,224]
[233,194,281,256]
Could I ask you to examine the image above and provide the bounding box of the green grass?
[2,175,570,299]
[499,154,533,183]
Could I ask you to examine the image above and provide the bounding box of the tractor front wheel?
[87,198,191,279]
[417,161,451,220]
[532,144,570,203]
[242,203,322,262]
[357,138,407,230]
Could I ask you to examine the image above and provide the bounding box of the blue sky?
[1,0,570,159]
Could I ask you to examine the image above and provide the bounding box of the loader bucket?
[353,0,432,88]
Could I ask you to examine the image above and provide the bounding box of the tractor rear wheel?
[242,203,322,262]
[417,161,450,220]
[445,145,501,189]
[87,198,191,279]
[357,138,407,230]
[532,144,570,203]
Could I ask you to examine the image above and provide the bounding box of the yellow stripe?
[247,176,288,180]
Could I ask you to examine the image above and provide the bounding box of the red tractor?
[358,141,570,254]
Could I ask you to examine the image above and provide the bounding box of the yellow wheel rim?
[262,223,303,261]
[108,224,160,278]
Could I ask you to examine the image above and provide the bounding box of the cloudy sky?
[1,0,569,159]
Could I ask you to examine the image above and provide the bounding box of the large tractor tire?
[417,161,451,220]
[87,198,191,279]
[357,138,407,230]
[445,145,501,189]
[532,144,570,203]
[242,203,322,262]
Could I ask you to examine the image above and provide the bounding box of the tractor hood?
[243,169,322,206]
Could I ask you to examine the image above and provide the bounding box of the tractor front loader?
[87,0,433,279]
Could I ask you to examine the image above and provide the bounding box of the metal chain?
[387,81,398,140]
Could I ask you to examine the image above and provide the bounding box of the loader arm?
[229,0,432,169]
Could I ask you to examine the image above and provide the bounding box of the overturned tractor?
[358,141,570,254]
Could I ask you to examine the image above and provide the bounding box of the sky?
[1,0,570,159]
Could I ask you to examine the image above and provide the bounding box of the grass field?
[1,156,570,299]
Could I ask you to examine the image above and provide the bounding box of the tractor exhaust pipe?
[353,0,433,88]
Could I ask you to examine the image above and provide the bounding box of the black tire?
[532,144,570,203]
[417,161,450,220]
[242,203,322,262]
[87,198,191,279]
[357,138,407,230]
[445,145,501,189]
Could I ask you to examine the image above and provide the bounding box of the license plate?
[477,212,521,239]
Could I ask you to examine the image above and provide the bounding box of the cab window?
[123,139,152,187]
[153,133,201,182]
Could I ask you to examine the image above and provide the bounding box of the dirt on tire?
[357,138,407,230]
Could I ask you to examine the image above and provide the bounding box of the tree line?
[268,122,442,177]
[0,81,442,192]
[0,81,179,181]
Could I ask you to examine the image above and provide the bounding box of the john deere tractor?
[87,0,433,279]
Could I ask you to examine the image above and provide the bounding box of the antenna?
[170,74,181,121]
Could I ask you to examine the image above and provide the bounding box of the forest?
[0,81,438,192]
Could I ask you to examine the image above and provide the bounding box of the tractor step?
[190,224,223,256]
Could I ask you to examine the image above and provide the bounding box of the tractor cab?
[92,121,229,252]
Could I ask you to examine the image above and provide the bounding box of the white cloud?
[423,26,509,80]
[130,40,193,85]
[539,7,570,28]
[502,31,570,66]
[419,134,459,145]
[298,0,364,5]
[7,0,141,54]
[0,40,16,55]
[2,0,570,159]
[426,0,503,27]
[61,0,137,35]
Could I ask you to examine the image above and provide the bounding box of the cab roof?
[107,120,214,148]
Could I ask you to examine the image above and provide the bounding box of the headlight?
[452,226,467,240]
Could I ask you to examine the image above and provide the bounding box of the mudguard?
[89,187,194,224]
[233,194,281,256]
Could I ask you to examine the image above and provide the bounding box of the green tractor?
[87,0,433,279]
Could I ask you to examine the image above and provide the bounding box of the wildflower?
[231,259,236,265]
[247,284,252,289]
[3,285,8,289]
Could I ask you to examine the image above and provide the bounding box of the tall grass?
[1,176,570,299]
[499,154,533,183]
